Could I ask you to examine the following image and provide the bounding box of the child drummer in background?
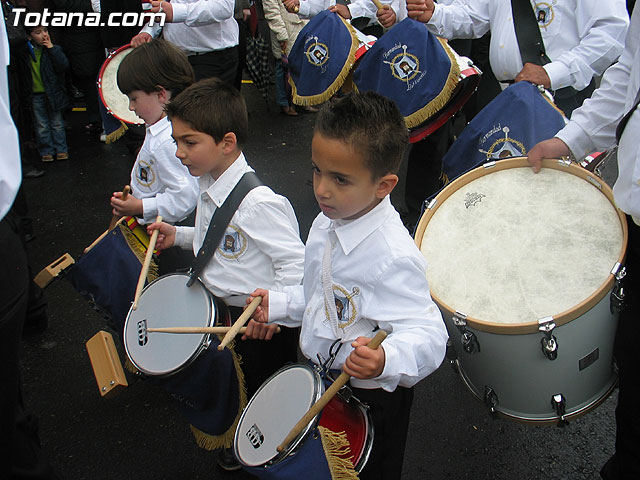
[246,92,448,479]
[110,39,199,273]
[147,77,305,471]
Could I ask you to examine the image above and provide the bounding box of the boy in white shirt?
[148,77,306,470]
[247,91,448,479]
[110,39,198,227]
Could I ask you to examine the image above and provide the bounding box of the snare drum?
[124,272,226,376]
[415,157,628,423]
[234,364,373,476]
[97,45,144,125]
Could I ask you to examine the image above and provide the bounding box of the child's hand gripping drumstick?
[217,296,263,350]
[277,329,387,453]
[108,185,131,229]
[132,215,162,310]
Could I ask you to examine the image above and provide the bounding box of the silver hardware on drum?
[482,161,496,169]
[557,158,572,167]
[453,312,480,354]
[427,198,438,210]
[551,394,569,427]
[484,386,499,413]
[586,175,602,189]
[538,317,558,361]
[610,265,626,313]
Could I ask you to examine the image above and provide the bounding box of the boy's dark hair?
[315,91,408,179]
[166,77,248,147]
[117,39,194,98]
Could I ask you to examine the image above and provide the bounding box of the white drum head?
[235,364,322,467]
[124,273,214,376]
[419,160,625,329]
[98,46,144,125]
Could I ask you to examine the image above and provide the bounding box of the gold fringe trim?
[319,426,359,480]
[291,15,359,106]
[189,338,248,450]
[440,171,450,186]
[105,121,128,144]
[403,35,460,129]
[539,87,568,118]
[118,223,158,283]
[124,358,140,374]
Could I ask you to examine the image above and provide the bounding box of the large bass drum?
[415,157,628,423]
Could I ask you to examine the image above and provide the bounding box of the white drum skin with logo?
[415,157,628,423]
[124,273,218,376]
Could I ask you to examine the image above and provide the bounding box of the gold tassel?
[124,358,139,374]
[319,426,359,480]
[292,16,360,106]
[105,121,129,144]
[403,35,461,129]
[189,339,248,450]
[118,223,158,283]
[440,171,450,186]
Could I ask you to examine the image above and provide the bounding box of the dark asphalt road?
[19,82,617,480]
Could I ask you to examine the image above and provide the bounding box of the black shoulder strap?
[511,0,551,66]
[616,87,640,142]
[186,172,263,287]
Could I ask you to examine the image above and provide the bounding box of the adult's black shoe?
[23,168,45,179]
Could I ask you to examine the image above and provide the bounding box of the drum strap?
[616,86,640,142]
[510,0,551,66]
[186,172,263,287]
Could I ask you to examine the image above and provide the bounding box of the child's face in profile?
[311,132,388,221]
[29,27,50,47]
[126,89,165,125]
[171,116,232,178]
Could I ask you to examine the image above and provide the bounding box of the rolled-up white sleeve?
[543,0,628,91]
[174,225,195,250]
[427,2,491,39]
[269,285,306,328]
[358,256,448,391]
[171,0,235,26]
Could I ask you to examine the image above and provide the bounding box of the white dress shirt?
[131,116,198,224]
[174,153,305,305]
[426,0,629,91]
[0,17,21,220]
[556,6,640,221]
[269,196,448,391]
[296,0,379,27]
[141,0,239,54]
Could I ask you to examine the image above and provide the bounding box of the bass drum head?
[234,364,322,467]
[98,45,145,125]
[124,273,215,376]
[416,158,627,332]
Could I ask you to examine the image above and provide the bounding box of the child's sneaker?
[41,155,54,162]
[56,152,69,161]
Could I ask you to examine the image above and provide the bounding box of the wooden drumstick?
[132,215,162,310]
[146,326,281,334]
[108,185,131,230]
[217,296,263,351]
[84,216,126,253]
[372,0,385,10]
[276,330,387,453]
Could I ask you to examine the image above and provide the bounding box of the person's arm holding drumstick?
[145,221,177,251]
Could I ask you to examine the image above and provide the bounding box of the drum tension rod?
[484,386,498,413]
[610,264,626,314]
[452,312,480,354]
[551,394,569,427]
[538,317,558,361]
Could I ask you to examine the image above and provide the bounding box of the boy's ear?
[221,132,238,154]
[156,86,170,103]
[376,174,399,199]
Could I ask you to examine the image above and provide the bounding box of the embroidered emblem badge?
[217,224,248,260]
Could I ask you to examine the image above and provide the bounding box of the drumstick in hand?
[277,330,387,453]
[371,0,384,10]
[217,296,263,350]
[132,215,162,310]
[147,326,281,334]
[109,185,131,230]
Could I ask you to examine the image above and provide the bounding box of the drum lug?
[538,317,558,361]
[484,386,498,413]
[610,265,626,314]
[453,312,480,354]
[551,393,569,427]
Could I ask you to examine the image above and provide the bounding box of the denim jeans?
[32,93,67,156]
[274,61,289,108]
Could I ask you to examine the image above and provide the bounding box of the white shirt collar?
[319,196,392,256]
[198,152,250,207]
[146,115,171,137]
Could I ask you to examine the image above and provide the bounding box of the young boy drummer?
[110,39,199,273]
[247,91,448,479]
[111,39,198,227]
[148,77,306,470]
